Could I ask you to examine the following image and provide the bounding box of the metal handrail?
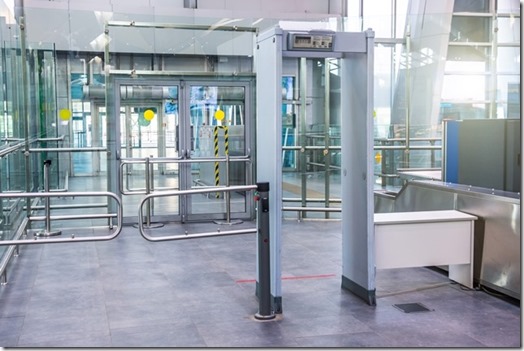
[281,144,441,151]
[0,191,123,246]
[282,146,341,150]
[120,155,250,164]
[37,135,65,142]
[107,20,259,33]
[120,155,251,195]
[0,217,28,284]
[0,140,26,158]
[283,197,341,203]
[138,185,257,242]
[283,206,341,213]
[120,156,183,165]
[374,145,441,150]
[375,137,441,142]
[29,147,107,152]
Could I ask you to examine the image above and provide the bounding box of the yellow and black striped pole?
[214,126,220,197]
[223,126,229,156]
[213,125,230,198]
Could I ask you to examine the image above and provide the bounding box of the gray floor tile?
[18,314,110,345]
[18,331,112,347]
[0,316,24,340]
[110,321,206,347]
[295,331,397,347]
[195,318,298,347]
[106,300,191,330]
[0,220,520,348]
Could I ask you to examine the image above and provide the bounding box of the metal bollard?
[254,181,275,320]
[35,159,61,237]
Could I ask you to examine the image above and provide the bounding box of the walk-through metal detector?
[256,26,376,313]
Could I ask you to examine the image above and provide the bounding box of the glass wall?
[0,23,27,253]
[0,21,62,260]
[348,0,520,190]
[0,1,519,235]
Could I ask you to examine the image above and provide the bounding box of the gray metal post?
[225,154,231,223]
[255,182,275,320]
[145,156,151,227]
[36,160,61,237]
[134,156,164,229]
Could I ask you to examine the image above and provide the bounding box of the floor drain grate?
[393,302,432,313]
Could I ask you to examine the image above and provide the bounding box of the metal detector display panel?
[287,32,334,51]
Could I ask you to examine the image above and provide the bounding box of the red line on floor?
[235,273,336,284]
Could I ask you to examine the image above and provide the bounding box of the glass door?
[115,79,253,223]
[118,84,180,220]
[180,82,252,222]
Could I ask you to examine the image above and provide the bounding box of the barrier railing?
[120,155,251,226]
[119,155,250,195]
[137,182,275,319]
[0,190,123,246]
[137,185,257,242]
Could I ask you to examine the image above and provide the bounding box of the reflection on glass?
[188,85,247,215]
[282,76,296,169]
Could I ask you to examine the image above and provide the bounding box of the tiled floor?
[0,219,520,347]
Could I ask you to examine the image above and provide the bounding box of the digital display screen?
[295,36,311,45]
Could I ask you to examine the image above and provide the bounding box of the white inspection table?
[374,210,478,288]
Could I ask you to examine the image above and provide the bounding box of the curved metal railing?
[138,185,257,242]
[0,191,123,246]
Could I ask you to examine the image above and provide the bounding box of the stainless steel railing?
[120,155,251,225]
[0,217,28,284]
[119,155,251,194]
[137,185,257,242]
[0,190,123,246]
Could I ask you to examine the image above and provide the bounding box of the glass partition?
[0,23,32,255]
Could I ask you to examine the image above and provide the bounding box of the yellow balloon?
[59,109,71,121]
[144,109,155,121]
[214,109,225,121]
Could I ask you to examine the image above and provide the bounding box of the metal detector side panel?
[340,30,376,305]
[255,27,283,311]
